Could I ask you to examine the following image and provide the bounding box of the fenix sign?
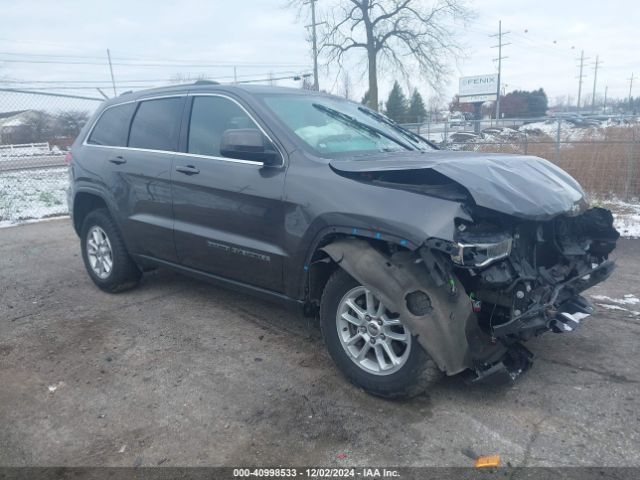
[458,74,498,103]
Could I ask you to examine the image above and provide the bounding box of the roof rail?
[193,80,220,85]
[119,90,133,96]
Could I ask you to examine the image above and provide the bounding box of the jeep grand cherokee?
[67,83,619,398]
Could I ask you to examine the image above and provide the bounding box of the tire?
[80,208,142,293]
[320,269,442,399]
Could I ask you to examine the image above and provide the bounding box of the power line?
[490,20,510,122]
[1,71,313,91]
[236,72,312,84]
[0,57,310,68]
[0,49,312,66]
[0,87,103,101]
[0,70,305,85]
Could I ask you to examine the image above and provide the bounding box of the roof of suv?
[108,83,333,106]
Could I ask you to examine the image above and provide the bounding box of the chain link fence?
[0,89,102,225]
[1,88,639,232]
[402,115,640,202]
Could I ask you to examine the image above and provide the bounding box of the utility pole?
[590,55,602,113]
[629,73,635,111]
[576,50,589,112]
[106,49,117,96]
[304,0,321,91]
[490,20,510,123]
[603,85,608,114]
[233,66,238,84]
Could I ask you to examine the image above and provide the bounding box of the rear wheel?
[320,269,441,398]
[80,209,141,293]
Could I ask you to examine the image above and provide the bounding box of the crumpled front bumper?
[490,260,616,338]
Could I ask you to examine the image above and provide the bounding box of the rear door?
[95,96,185,261]
[171,94,287,292]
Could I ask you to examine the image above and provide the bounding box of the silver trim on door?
[82,91,285,167]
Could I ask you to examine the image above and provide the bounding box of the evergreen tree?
[385,81,408,122]
[500,88,549,118]
[407,89,427,123]
[527,88,548,117]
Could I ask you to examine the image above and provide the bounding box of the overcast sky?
[0,0,637,107]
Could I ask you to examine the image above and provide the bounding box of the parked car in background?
[68,83,619,397]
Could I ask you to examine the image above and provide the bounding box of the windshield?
[260,94,435,157]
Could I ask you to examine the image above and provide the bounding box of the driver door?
[171,94,287,292]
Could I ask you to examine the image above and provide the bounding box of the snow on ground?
[519,120,603,141]
[594,198,640,238]
[0,167,69,227]
[591,294,640,305]
[591,294,640,317]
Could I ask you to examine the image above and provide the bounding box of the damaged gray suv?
[68,83,619,398]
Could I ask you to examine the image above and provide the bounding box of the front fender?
[321,238,506,375]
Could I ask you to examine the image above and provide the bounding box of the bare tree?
[22,111,54,143]
[54,110,90,138]
[427,93,443,116]
[316,0,472,110]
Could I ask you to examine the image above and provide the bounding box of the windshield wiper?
[357,106,437,150]
[312,103,413,151]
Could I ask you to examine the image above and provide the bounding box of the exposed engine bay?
[427,206,619,341]
[322,163,620,385]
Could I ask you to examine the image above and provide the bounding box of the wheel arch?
[301,226,417,315]
[72,190,112,235]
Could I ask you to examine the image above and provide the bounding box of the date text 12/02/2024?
[232,468,400,478]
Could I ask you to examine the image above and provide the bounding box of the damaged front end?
[322,207,619,385]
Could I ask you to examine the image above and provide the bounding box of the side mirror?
[220,128,281,166]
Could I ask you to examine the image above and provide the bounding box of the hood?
[329,151,587,220]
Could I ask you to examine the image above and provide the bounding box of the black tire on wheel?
[80,208,142,293]
[320,269,442,399]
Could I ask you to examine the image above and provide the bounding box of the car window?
[128,97,183,151]
[87,103,136,147]
[188,96,261,158]
[260,95,432,156]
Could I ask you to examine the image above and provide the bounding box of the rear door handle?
[108,156,126,165]
[175,165,200,175]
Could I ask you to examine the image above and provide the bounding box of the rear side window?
[188,96,259,157]
[87,103,136,146]
[128,97,184,151]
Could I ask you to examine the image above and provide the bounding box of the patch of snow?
[1,118,24,127]
[0,167,69,225]
[597,303,628,311]
[613,213,640,238]
[519,120,602,141]
[596,303,640,317]
[592,294,640,305]
[591,198,640,238]
[0,214,69,229]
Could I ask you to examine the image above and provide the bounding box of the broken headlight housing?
[450,232,513,267]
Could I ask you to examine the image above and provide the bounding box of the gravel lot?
[1,219,639,467]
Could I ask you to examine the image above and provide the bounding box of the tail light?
[64,152,73,165]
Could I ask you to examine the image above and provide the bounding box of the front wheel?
[320,270,441,398]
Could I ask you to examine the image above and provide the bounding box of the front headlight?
[450,233,512,267]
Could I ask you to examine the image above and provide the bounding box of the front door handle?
[108,156,126,165]
[175,165,200,175]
